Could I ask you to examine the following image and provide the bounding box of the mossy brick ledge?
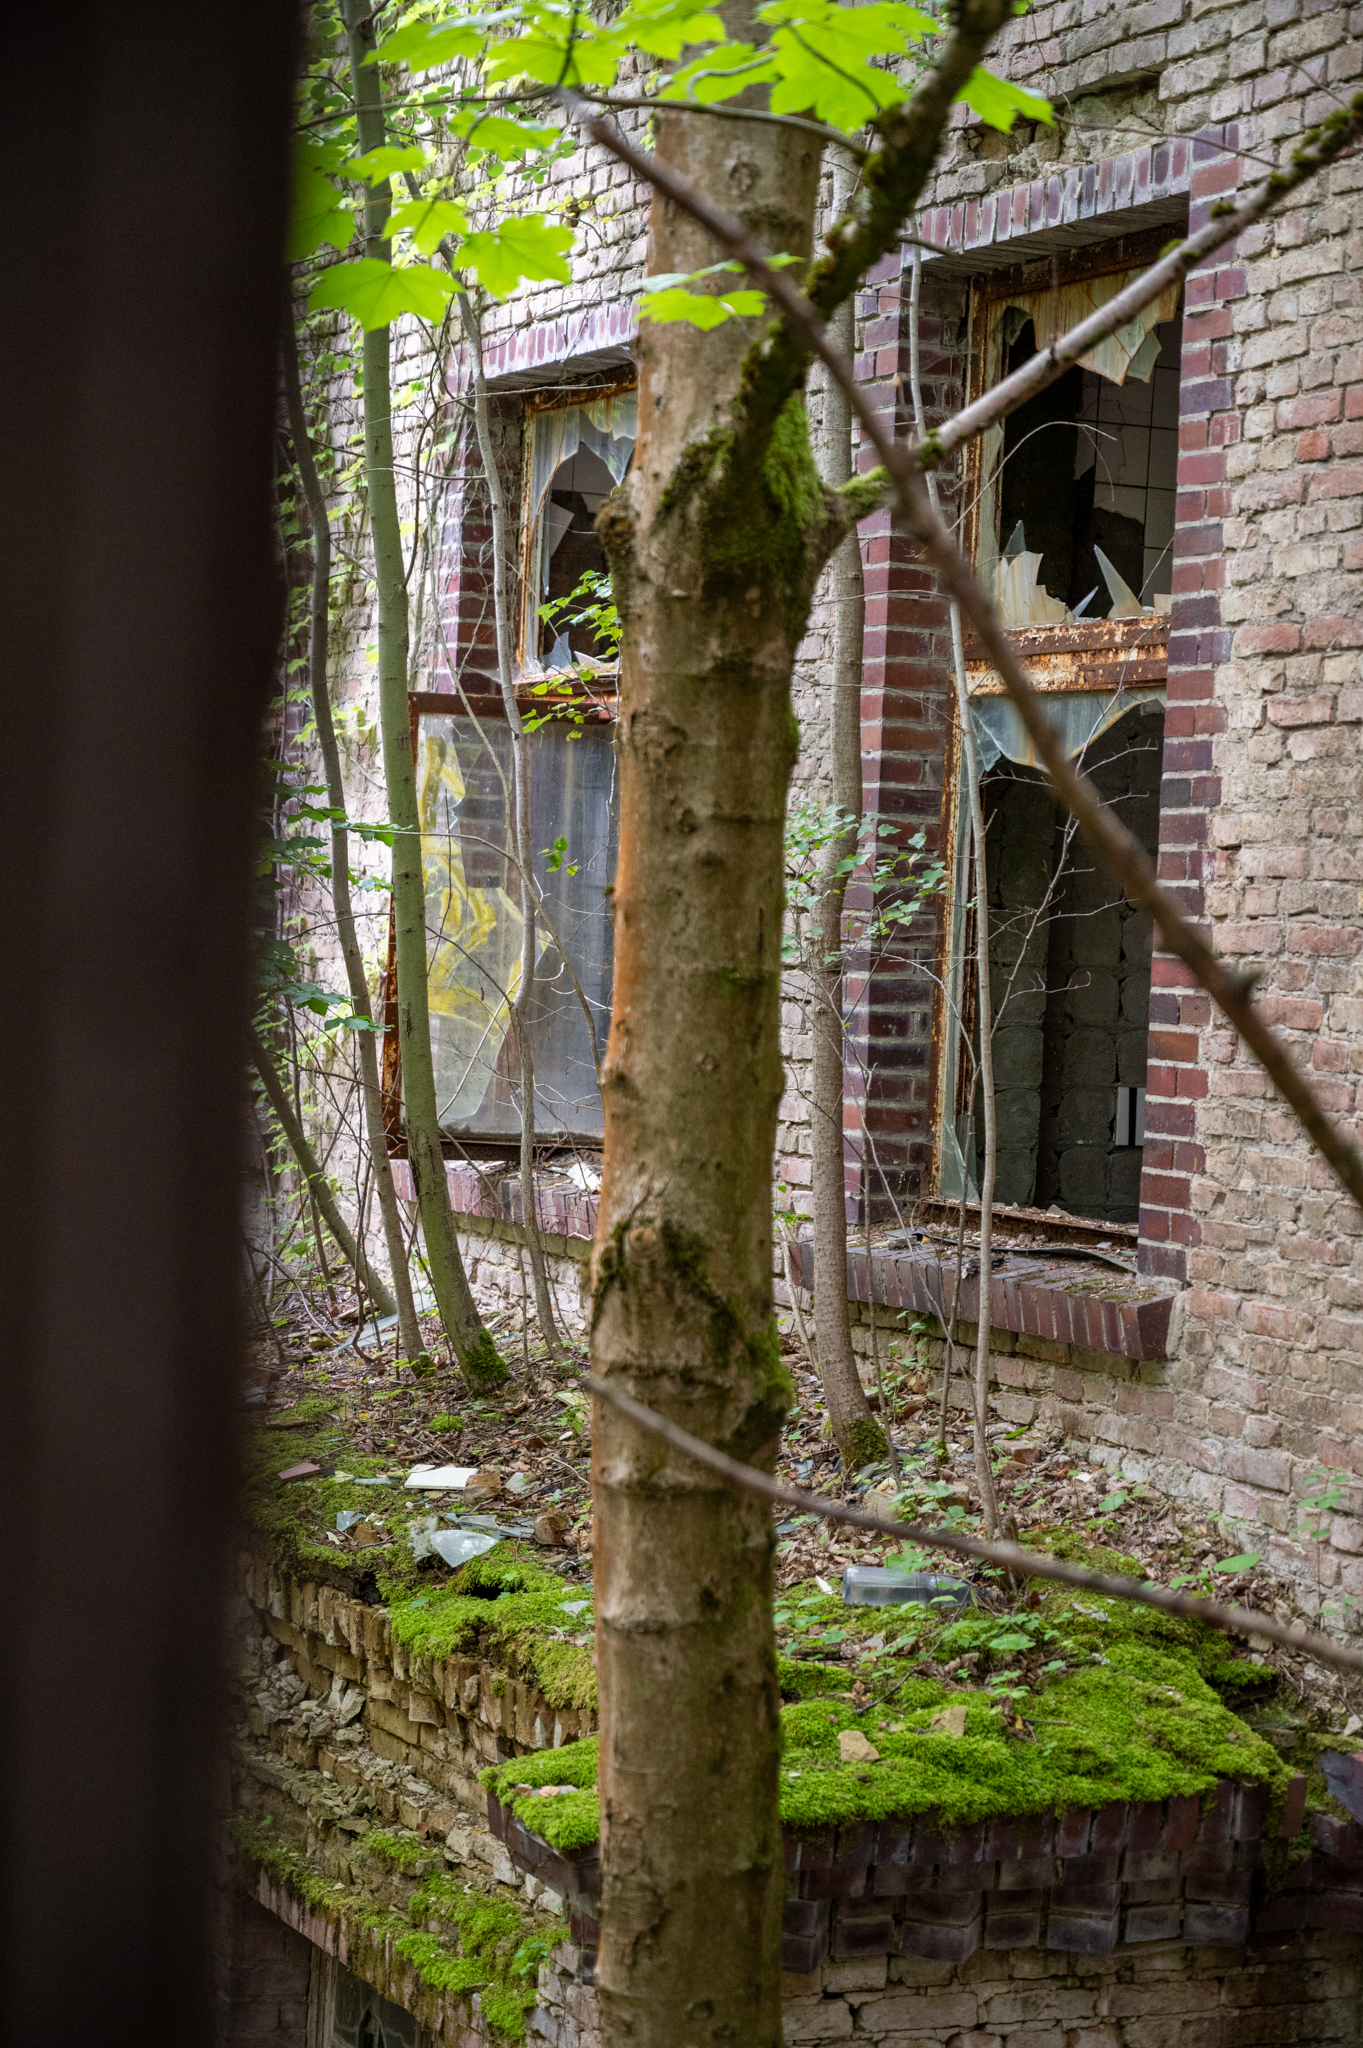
[490,1776,1363,1980]
[240,1549,597,1809]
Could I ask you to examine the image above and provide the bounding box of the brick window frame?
[845,207,1239,1283]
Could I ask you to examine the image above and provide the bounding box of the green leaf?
[460,218,574,298]
[621,0,727,59]
[958,65,1053,132]
[986,1631,1035,1653]
[308,258,455,331]
[369,17,487,70]
[290,142,354,261]
[451,109,563,159]
[348,143,431,185]
[639,284,767,327]
[1214,1552,1263,1574]
[387,196,469,255]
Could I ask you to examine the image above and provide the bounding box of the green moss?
[777,1656,852,1700]
[366,1828,427,1871]
[385,1553,597,1711]
[839,1413,890,1467]
[481,1545,1292,1855]
[461,1327,509,1392]
[232,1818,561,2046]
[483,1739,603,1854]
[404,1875,562,2042]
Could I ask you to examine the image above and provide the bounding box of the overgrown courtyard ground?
[242,1277,1363,1762]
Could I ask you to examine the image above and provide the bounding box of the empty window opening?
[522,389,635,671]
[973,261,1182,627]
[416,706,617,1140]
[968,702,1163,1225]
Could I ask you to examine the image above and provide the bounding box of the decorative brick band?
[915,139,1191,272]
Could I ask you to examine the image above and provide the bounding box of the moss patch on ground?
[484,1544,1292,1851]
[384,1553,596,1712]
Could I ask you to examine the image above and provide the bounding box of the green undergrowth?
[230,1817,560,2043]
[484,1541,1296,1852]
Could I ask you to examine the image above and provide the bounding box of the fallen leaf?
[838,1729,881,1763]
[534,1510,570,1546]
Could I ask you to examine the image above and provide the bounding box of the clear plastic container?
[840,1565,972,1609]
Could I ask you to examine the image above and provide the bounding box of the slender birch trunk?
[458,291,563,1357]
[907,249,1000,1536]
[340,0,504,1388]
[249,1027,396,1316]
[809,150,887,1469]
[281,312,425,1368]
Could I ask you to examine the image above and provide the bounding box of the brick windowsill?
[393,1163,1181,1362]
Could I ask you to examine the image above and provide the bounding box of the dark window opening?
[522,389,635,673]
[540,445,619,665]
[972,702,1163,1225]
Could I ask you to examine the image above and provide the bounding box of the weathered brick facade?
[287,0,1363,1625]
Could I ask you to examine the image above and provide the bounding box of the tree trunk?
[589,102,825,2048]
[281,308,425,1369]
[809,150,887,1471]
[459,292,563,1358]
[249,1026,396,1316]
[907,248,999,1535]
[952,597,1002,1539]
[341,0,504,1388]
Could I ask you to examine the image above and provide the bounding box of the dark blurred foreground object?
[1,4,296,2042]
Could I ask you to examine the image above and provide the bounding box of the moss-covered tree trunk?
[341,0,503,1388]
[586,10,1014,2036]
[589,103,828,2048]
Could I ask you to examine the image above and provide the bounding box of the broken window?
[968,703,1162,1222]
[402,697,617,1142]
[974,253,1181,624]
[520,385,635,671]
[935,244,1180,1224]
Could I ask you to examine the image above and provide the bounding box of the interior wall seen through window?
[970,702,1163,1225]
[417,710,617,1140]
